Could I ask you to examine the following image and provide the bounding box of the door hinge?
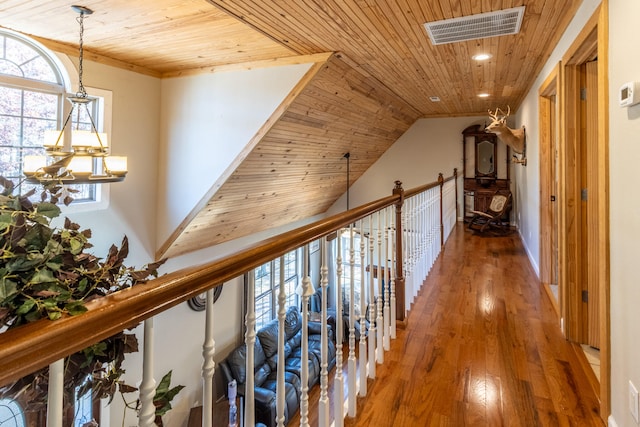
[581,188,588,201]
[582,290,589,302]
[581,87,587,100]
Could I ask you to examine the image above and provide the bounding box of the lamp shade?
[23,155,47,174]
[43,130,63,149]
[71,130,108,151]
[67,156,93,175]
[104,156,128,175]
[295,278,317,297]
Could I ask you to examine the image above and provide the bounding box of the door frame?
[557,2,610,420]
[539,63,560,317]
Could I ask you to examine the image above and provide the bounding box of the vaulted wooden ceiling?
[1,0,583,257]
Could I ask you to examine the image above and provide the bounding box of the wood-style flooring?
[291,224,604,426]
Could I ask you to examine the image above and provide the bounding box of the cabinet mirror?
[475,138,497,178]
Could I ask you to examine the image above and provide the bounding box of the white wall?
[327,116,486,216]
[608,1,640,426]
[157,64,312,246]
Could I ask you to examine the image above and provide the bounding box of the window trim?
[249,249,302,330]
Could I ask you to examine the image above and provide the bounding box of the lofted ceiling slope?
[1,0,583,257]
[159,53,421,258]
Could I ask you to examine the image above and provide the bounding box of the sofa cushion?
[309,334,336,372]
[226,336,270,387]
[265,342,293,372]
[257,320,279,358]
[258,378,298,426]
[284,306,302,339]
[286,330,302,351]
[286,346,320,387]
[258,317,295,371]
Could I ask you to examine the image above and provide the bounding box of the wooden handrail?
[403,180,441,199]
[0,172,456,387]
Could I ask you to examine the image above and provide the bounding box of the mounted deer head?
[486,106,527,165]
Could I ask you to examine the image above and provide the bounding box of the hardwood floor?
[292,224,604,426]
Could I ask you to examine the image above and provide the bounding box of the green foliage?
[0,177,171,414]
[153,371,185,420]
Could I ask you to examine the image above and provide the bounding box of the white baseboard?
[516,227,540,278]
[608,415,619,427]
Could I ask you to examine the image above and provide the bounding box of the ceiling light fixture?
[478,93,490,98]
[23,5,127,184]
[472,53,493,61]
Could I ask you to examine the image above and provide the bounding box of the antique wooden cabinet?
[462,124,511,220]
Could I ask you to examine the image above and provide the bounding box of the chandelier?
[23,5,127,184]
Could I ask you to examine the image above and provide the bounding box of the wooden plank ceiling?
[0,0,583,257]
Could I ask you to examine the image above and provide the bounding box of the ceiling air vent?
[424,6,525,45]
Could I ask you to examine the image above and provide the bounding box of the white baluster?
[139,319,156,427]
[46,359,63,427]
[300,244,313,427]
[405,197,413,306]
[423,192,429,279]
[389,209,397,340]
[431,188,437,268]
[434,188,439,266]
[425,192,431,273]
[334,232,345,426]
[367,216,376,379]
[402,205,410,316]
[202,289,216,427]
[245,273,256,427]
[376,211,384,364]
[276,257,286,427]
[319,238,330,426]
[383,207,390,352]
[359,218,368,396]
[348,224,357,417]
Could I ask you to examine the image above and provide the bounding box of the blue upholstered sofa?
[219,306,336,427]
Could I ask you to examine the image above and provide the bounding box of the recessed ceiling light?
[472,53,492,61]
[478,93,490,98]
[429,96,441,102]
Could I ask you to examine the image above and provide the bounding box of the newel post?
[438,173,444,248]
[392,181,405,321]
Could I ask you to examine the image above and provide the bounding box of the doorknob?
[551,195,556,202]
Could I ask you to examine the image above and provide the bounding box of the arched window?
[0,398,26,427]
[0,29,107,203]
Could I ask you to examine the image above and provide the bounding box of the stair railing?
[0,169,458,427]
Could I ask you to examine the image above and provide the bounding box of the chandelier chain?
[76,12,87,98]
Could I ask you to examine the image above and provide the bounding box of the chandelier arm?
[82,103,107,149]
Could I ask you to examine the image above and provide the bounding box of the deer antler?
[491,106,511,121]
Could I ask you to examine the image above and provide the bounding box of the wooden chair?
[467,191,512,233]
